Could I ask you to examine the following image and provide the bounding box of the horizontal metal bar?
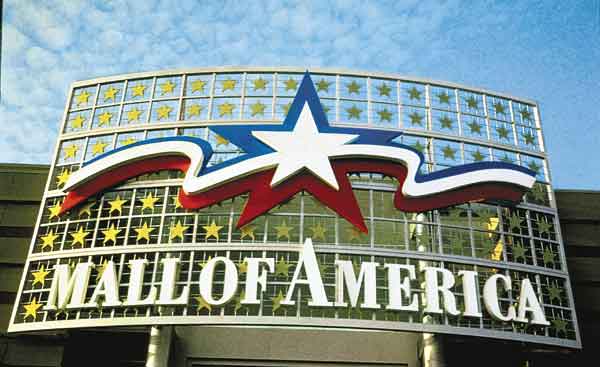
[8,315,579,349]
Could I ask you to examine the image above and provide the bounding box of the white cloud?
[25,46,59,69]
[2,24,31,68]
[98,30,125,48]
[7,1,75,49]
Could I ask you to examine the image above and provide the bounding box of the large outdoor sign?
[9,68,580,349]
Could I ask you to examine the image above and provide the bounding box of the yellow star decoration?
[134,222,155,242]
[140,193,159,211]
[218,102,235,117]
[169,220,189,240]
[156,105,172,120]
[317,260,329,276]
[159,80,176,95]
[23,297,43,320]
[63,144,78,159]
[70,114,86,129]
[272,290,286,312]
[102,224,121,245]
[316,79,331,92]
[104,86,119,101]
[253,78,268,90]
[240,225,256,241]
[250,101,266,117]
[122,137,137,146]
[275,257,291,277]
[282,102,292,115]
[48,202,62,219]
[274,221,293,240]
[95,259,109,281]
[214,134,229,146]
[194,296,212,312]
[222,79,237,91]
[56,169,70,187]
[127,108,143,123]
[78,201,95,218]
[203,221,223,240]
[284,78,298,91]
[70,227,90,247]
[40,230,59,250]
[346,227,364,241]
[187,103,203,117]
[234,291,246,312]
[131,84,146,97]
[31,265,51,286]
[475,214,503,261]
[172,195,183,209]
[75,90,91,106]
[347,81,361,94]
[309,223,327,241]
[91,140,109,156]
[98,111,113,126]
[191,79,207,93]
[108,195,127,214]
[198,256,213,269]
[238,260,248,274]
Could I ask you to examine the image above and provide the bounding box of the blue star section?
[417,161,536,183]
[204,72,403,175]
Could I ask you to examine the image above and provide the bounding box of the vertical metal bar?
[454,88,462,136]
[366,77,372,127]
[425,84,431,132]
[397,79,402,129]
[145,325,172,367]
[272,72,277,120]
[421,333,446,367]
[178,74,186,121]
[482,94,491,141]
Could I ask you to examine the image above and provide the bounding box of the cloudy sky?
[1,0,599,189]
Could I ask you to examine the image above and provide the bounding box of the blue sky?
[1,0,598,189]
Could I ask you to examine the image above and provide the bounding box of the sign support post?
[145,325,172,367]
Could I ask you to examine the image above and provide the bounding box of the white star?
[252,102,358,190]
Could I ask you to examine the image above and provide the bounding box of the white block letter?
[44,262,94,311]
[458,270,482,317]
[423,267,459,315]
[282,239,332,307]
[157,258,189,305]
[124,259,157,306]
[515,278,550,325]
[483,274,516,322]
[334,260,380,309]
[242,258,274,305]
[385,264,418,311]
[199,257,238,306]
[86,261,121,308]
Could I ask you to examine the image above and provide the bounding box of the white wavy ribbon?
[64,139,535,198]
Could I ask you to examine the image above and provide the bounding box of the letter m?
[44,262,94,310]
[334,260,380,309]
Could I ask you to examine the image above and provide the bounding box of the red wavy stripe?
[61,157,527,233]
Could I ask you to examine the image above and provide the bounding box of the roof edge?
[0,163,50,174]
